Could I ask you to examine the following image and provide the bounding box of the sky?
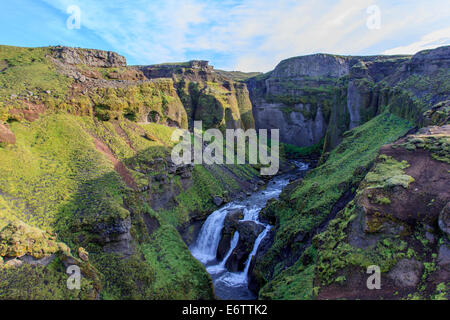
[0,0,449,72]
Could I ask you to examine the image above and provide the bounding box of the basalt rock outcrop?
[138,60,255,131]
[215,209,266,272]
[246,46,450,150]
[315,125,449,299]
[52,46,127,68]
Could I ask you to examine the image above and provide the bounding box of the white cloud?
[383,27,450,55]
[41,0,450,72]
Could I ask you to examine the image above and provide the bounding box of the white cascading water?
[190,161,309,299]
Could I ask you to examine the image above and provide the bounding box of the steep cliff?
[0,45,260,299]
[139,61,255,131]
[246,46,450,150]
[248,46,450,300]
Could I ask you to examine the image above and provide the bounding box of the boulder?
[437,243,450,270]
[387,258,424,288]
[213,196,224,207]
[78,247,89,262]
[18,254,56,266]
[438,202,450,237]
[4,258,23,269]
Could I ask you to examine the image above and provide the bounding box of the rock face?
[387,258,424,288]
[139,61,255,131]
[225,221,264,272]
[315,125,450,299]
[246,46,450,149]
[0,220,101,298]
[52,46,127,68]
[215,209,266,272]
[217,209,243,261]
[94,216,136,258]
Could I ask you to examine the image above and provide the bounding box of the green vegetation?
[0,45,72,108]
[363,155,415,189]
[394,134,450,164]
[255,112,412,296]
[0,111,224,299]
[0,263,97,300]
[0,114,126,232]
[214,70,262,82]
[314,201,411,285]
[281,139,324,159]
[141,224,214,299]
[259,246,317,300]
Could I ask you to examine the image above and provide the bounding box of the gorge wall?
[0,45,262,299]
[246,46,450,150]
[245,46,450,300]
[1,43,449,300]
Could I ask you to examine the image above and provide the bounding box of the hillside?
[0,45,262,299]
[0,44,448,300]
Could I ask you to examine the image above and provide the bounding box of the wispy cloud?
[5,0,450,71]
[383,27,450,55]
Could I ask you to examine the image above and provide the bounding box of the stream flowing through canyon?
[190,161,310,299]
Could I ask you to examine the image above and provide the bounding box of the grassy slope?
[257,112,413,299]
[0,112,219,299]
[0,45,248,299]
[0,46,71,103]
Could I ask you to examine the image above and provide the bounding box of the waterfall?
[191,203,239,264]
[189,161,309,299]
[243,225,271,276]
[206,231,240,275]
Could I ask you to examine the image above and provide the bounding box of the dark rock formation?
[217,209,243,261]
[316,125,450,299]
[52,46,127,67]
[225,221,264,272]
[246,46,450,149]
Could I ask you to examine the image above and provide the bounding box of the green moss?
[281,139,324,159]
[0,114,128,232]
[0,221,65,259]
[0,45,72,105]
[254,112,412,293]
[0,263,97,300]
[376,196,391,205]
[395,134,450,164]
[259,246,317,300]
[364,155,415,189]
[314,202,410,285]
[431,283,448,300]
[141,224,214,299]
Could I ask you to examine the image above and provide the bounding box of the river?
[190,161,310,300]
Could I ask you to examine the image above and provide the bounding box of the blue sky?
[1,0,449,71]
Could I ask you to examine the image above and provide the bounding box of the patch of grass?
[0,45,72,104]
[363,155,414,189]
[141,224,214,299]
[314,201,409,285]
[255,112,412,291]
[281,139,324,159]
[0,114,127,232]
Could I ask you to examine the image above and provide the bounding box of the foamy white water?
[190,161,309,299]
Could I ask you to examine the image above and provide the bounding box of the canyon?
[0,44,449,300]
